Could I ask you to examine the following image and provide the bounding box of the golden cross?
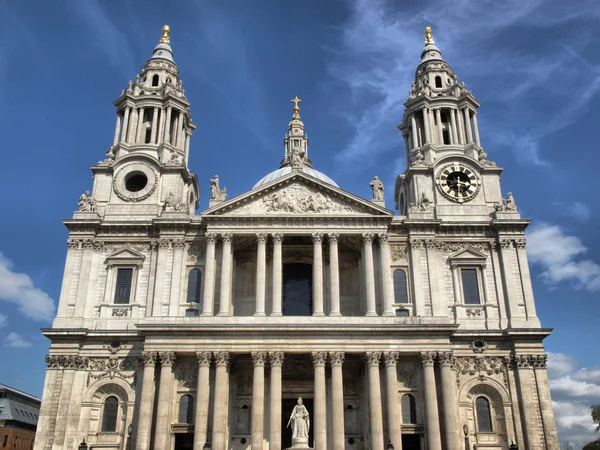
[290,96,302,109]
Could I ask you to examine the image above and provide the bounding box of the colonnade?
[201,232,396,318]
[135,350,461,450]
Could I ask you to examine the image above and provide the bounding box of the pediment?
[447,247,487,265]
[105,247,146,266]
[203,172,393,217]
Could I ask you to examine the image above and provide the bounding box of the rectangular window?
[461,269,481,304]
[114,268,133,304]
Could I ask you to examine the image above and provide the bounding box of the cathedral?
[34,26,559,450]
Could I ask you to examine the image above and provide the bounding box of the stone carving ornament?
[495,192,517,212]
[175,360,198,388]
[78,191,97,212]
[210,175,227,201]
[454,355,509,387]
[164,192,185,212]
[409,192,432,212]
[369,176,384,200]
[390,245,406,261]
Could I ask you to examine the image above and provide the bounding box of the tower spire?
[424,26,435,45]
[160,25,171,44]
[291,96,302,119]
[282,96,311,168]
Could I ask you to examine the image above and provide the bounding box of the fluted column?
[252,352,267,450]
[329,352,345,450]
[312,233,324,316]
[184,131,191,164]
[271,233,283,316]
[154,352,176,450]
[218,233,233,316]
[212,352,230,450]
[384,352,402,450]
[164,106,173,144]
[428,109,436,145]
[269,352,285,450]
[150,106,159,143]
[136,106,146,143]
[435,108,443,144]
[463,107,473,144]
[255,233,267,316]
[121,107,131,143]
[422,107,431,144]
[454,109,465,144]
[128,107,138,144]
[328,233,341,317]
[449,107,458,144]
[193,352,212,450]
[362,233,377,316]
[365,352,384,450]
[157,106,166,143]
[312,352,327,450]
[473,113,481,146]
[410,114,419,149]
[420,352,441,450]
[136,352,157,450]
[201,233,217,316]
[113,113,121,146]
[378,233,394,316]
[438,352,459,450]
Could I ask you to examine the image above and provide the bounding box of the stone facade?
[34,26,559,450]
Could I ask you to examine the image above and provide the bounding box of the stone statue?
[164,192,184,212]
[417,192,432,211]
[78,191,97,212]
[494,192,517,212]
[287,397,310,445]
[369,176,384,200]
[290,146,305,169]
[210,175,227,201]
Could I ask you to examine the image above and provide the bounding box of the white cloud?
[548,353,600,447]
[568,202,592,222]
[0,253,55,321]
[0,313,7,329]
[526,223,600,291]
[4,332,32,348]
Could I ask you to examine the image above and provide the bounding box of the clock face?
[436,163,480,203]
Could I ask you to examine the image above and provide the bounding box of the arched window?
[152,74,159,86]
[401,394,417,424]
[179,394,194,424]
[476,396,492,432]
[393,269,409,303]
[101,396,119,432]
[187,269,202,303]
[435,76,442,88]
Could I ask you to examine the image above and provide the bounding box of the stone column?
[212,352,230,450]
[193,352,212,450]
[52,364,75,448]
[164,106,173,145]
[435,108,444,145]
[201,233,217,316]
[121,107,131,143]
[422,107,431,144]
[184,132,191,164]
[312,352,327,450]
[365,352,384,450]
[218,233,233,316]
[533,355,560,449]
[178,118,186,150]
[498,238,524,327]
[252,352,267,450]
[378,233,394,316]
[438,352,460,450]
[428,109,436,145]
[255,233,267,316]
[449,107,458,144]
[312,233,325,316]
[463,107,473,144]
[157,106,166,144]
[420,352,441,450]
[136,106,146,143]
[113,113,121,146]
[514,239,539,324]
[455,109,465,144]
[150,106,159,143]
[362,233,377,316]
[271,233,283,317]
[269,352,285,450]
[34,358,59,450]
[154,352,176,450]
[128,107,138,144]
[408,239,425,316]
[136,352,157,450]
[329,352,345,450]
[384,352,402,450]
[410,114,419,149]
[473,113,481,146]
[328,233,341,317]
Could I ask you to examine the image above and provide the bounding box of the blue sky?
[0,0,599,446]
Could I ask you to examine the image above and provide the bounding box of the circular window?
[125,173,148,192]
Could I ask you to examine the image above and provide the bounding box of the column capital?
[251,351,267,366]
[221,232,233,243]
[196,351,212,367]
[142,351,157,367]
[205,233,218,244]
[329,351,345,366]
[256,233,268,244]
[328,233,340,243]
[383,351,399,367]
[159,351,176,367]
[419,351,435,367]
[213,351,230,367]
[365,351,382,366]
[437,351,455,368]
[378,233,389,244]
[312,351,327,367]
[272,233,284,244]
[269,351,285,366]
[311,232,324,244]
[362,233,375,244]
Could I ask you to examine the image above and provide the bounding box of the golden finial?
[424,26,435,45]
[160,25,171,44]
[291,96,302,118]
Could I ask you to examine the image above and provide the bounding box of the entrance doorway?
[282,398,314,449]
[401,434,421,450]
[282,264,312,316]
[174,433,194,450]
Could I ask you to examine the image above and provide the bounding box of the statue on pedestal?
[287,397,310,448]
[369,176,384,201]
[210,175,227,201]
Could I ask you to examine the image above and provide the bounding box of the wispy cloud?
[325,0,600,171]
[4,332,33,349]
[0,253,55,321]
[526,223,600,291]
[0,314,7,329]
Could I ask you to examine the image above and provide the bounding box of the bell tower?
[281,96,312,168]
[85,25,199,219]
